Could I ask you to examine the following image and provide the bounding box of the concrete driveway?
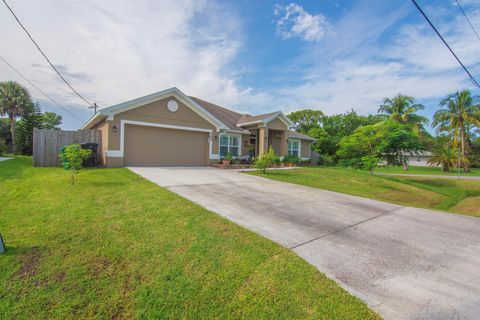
[129,167,480,320]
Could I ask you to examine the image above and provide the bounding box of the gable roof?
[287,130,315,141]
[189,96,249,133]
[81,87,228,130]
[81,87,296,133]
[237,111,294,128]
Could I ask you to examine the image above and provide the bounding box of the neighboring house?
[383,151,434,167]
[82,87,314,167]
[405,151,433,167]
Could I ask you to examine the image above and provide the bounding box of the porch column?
[280,131,288,157]
[258,126,268,155]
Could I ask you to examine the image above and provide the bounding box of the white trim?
[105,150,123,157]
[82,87,228,130]
[287,138,301,157]
[105,119,214,159]
[237,111,294,129]
[263,112,294,127]
[236,119,263,126]
[219,132,242,158]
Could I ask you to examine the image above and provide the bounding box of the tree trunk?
[460,127,470,172]
[442,163,450,172]
[9,114,15,154]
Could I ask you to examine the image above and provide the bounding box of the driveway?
[129,167,480,320]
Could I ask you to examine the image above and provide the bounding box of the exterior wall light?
[112,125,117,133]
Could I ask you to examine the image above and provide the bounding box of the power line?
[411,0,480,88]
[455,0,480,43]
[2,0,96,107]
[0,55,87,121]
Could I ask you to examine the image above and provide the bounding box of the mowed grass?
[0,157,378,320]
[249,167,480,218]
[375,165,480,176]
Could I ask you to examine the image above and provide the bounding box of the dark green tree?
[287,109,324,134]
[337,121,421,173]
[15,102,43,155]
[42,111,62,129]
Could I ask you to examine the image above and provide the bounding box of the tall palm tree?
[378,94,428,132]
[0,81,32,152]
[432,89,480,171]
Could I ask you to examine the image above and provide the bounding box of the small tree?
[255,146,277,173]
[59,144,92,185]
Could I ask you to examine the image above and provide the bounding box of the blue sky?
[1,0,479,130]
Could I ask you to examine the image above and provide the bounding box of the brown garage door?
[124,124,209,166]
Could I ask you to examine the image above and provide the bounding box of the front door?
[249,134,257,157]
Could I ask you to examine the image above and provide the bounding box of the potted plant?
[283,155,300,167]
[222,152,233,166]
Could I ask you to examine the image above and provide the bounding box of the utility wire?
[411,0,480,88]
[0,55,86,121]
[2,0,95,107]
[455,0,480,43]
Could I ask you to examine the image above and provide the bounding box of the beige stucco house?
[82,87,314,167]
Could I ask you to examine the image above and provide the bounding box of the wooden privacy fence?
[33,128,101,167]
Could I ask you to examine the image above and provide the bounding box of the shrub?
[59,144,92,185]
[0,138,6,156]
[317,153,334,166]
[255,147,277,173]
[283,154,300,166]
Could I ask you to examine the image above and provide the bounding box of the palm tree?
[432,89,480,171]
[378,94,429,132]
[427,147,467,172]
[0,81,32,152]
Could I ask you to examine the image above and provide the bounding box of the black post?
[0,234,5,253]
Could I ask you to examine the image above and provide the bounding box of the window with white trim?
[220,134,239,157]
[287,139,299,157]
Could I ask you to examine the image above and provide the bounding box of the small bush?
[255,147,277,173]
[283,154,300,166]
[317,154,334,166]
[59,144,92,185]
[0,138,6,156]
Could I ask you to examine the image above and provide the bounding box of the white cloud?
[0,0,247,129]
[274,3,332,42]
[258,0,480,117]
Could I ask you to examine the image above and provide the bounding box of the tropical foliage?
[0,81,32,152]
[288,90,479,172]
[377,94,428,132]
[427,147,468,172]
[432,90,480,171]
[337,121,421,173]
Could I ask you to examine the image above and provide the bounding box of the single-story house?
[383,151,434,167]
[82,87,314,167]
[404,151,434,167]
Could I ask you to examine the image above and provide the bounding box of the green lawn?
[375,165,480,176]
[0,157,378,320]
[249,167,480,218]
